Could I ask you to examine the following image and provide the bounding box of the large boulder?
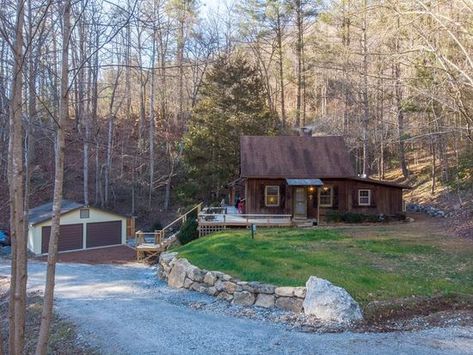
[303,276,363,324]
[168,258,192,288]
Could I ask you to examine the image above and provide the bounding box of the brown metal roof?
[240,135,355,178]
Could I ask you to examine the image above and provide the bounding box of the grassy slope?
[175,227,473,305]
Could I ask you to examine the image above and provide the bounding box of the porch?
[196,200,322,236]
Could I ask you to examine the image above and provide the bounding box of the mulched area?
[36,245,136,264]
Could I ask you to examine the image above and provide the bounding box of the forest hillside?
[0,0,472,235]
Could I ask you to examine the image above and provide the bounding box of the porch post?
[317,187,321,226]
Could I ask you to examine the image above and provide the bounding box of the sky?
[200,0,236,16]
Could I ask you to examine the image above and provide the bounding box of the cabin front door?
[293,187,307,218]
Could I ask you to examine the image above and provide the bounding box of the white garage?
[27,200,128,255]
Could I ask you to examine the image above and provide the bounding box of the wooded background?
[1,0,472,228]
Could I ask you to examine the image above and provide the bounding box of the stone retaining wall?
[158,252,306,313]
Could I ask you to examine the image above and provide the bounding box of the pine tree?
[183,54,277,201]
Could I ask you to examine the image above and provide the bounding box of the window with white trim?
[80,208,90,218]
[265,186,280,207]
[358,189,371,206]
[319,186,333,207]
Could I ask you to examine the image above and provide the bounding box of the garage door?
[86,221,122,248]
[41,224,83,254]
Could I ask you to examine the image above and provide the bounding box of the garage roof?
[29,200,83,225]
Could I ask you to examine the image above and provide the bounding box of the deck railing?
[135,203,203,260]
[198,213,292,226]
[197,212,292,236]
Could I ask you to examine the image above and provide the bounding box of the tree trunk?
[394,14,409,178]
[35,0,70,353]
[8,0,27,352]
[276,12,286,128]
[295,0,303,128]
[148,29,157,209]
[361,0,370,177]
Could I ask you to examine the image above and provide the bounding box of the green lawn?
[174,226,473,305]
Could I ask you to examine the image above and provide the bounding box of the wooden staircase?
[292,218,317,228]
[135,203,203,262]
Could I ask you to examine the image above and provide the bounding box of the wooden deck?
[197,212,293,236]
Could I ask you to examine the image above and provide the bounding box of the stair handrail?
[159,202,203,240]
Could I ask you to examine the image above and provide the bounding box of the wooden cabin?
[236,136,407,222]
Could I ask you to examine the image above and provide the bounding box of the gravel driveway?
[0,261,472,355]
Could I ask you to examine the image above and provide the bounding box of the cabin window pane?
[319,186,333,207]
[265,186,280,207]
[80,208,90,219]
[358,189,371,206]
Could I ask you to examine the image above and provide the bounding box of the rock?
[183,278,193,289]
[239,283,255,293]
[216,292,233,301]
[159,252,177,266]
[275,297,303,313]
[214,280,225,292]
[254,294,275,308]
[223,281,239,294]
[157,268,167,280]
[161,263,171,274]
[294,287,307,298]
[250,282,275,294]
[303,276,363,323]
[167,258,192,288]
[203,272,217,286]
[187,267,206,282]
[221,273,232,281]
[212,271,226,279]
[207,286,218,296]
[233,291,255,306]
[275,287,295,297]
[190,282,206,293]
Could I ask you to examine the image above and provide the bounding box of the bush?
[151,221,163,231]
[324,211,387,223]
[342,212,364,223]
[325,210,343,223]
[178,217,199,245]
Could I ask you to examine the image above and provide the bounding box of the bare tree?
[35,0,71,352]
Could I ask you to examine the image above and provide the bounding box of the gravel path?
[0,261,472,355]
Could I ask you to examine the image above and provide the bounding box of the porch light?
[308,186,315,192]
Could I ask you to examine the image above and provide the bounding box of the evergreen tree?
[182,54,277,202]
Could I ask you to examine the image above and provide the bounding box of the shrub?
[342,212,364,223]
[325,210,343,223]
[151,221,163,231]
[324,211,390,223]
[178,217,199,245]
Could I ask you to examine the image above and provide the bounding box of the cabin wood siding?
[246,179,292,214]
[245,178,403,217]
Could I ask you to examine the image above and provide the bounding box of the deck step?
[293,219,317,228]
